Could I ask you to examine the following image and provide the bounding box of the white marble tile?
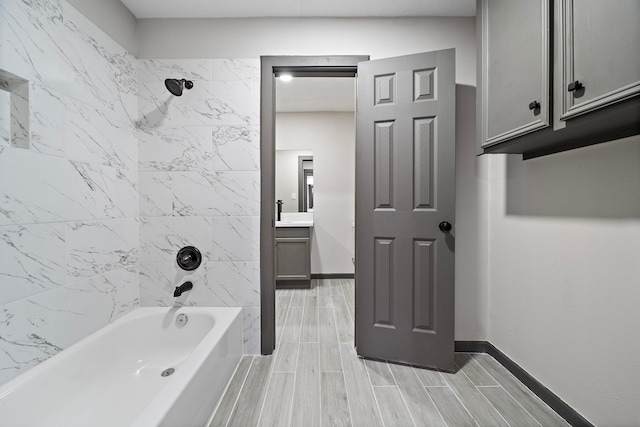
[0,146,71,226]
[212,126,260,171]
[212,216,260,261]
[250,80,261,126]
[242,306,261,355]
[0,223,66,306]
[29,82,65,156]
[140,216,213,263]
[0,0,65,85]
[138,59,213,82]
[139,261,207,307]
[138,126,212,171]
[66,218,139,283]
[0,268,138,385]
[171,81,254,126]
[66,162,137,221]
[139,172,173,217]
[172,171,260,217]
[62,4,137,126]
[0,86,10,146]
[8,79,29,149]
[211,59,259,81]
[65,97,137,169]
[137,81,173,127]
[204,261,260,306]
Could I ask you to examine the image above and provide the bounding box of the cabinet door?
[561,0,640,120]
[275,238,310,280]
[479,0,550,147]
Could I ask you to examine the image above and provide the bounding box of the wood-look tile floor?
[209,279,569,427]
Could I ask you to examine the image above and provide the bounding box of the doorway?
[261,52,456,371]
[260,56,367,354]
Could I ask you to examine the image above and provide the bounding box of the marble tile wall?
[137,58,261,354]
[0,1,139,385]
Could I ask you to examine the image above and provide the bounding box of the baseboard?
[311,273,355,279]
[455,341,593,427]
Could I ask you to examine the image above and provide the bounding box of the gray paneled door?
[355,49,456,371]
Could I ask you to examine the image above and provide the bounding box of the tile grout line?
[473,356,544,427]
[223,356,256,427]
[386,361,419,427]
[286,292,305,427]
[455,361,512,427]
[254,355,277,427]
[443,376,482,427]
[362,351,386,426]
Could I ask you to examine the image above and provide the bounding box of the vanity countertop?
[275,220,313,228]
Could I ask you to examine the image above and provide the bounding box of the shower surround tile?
[139,172,173,217]
[172,171,260,217]
[138,126,213,171]
[66,162,137,221]
[212,216,261,262]
[140,216,214,263]
[212,126,260,171]
[211,59,260,82]
[0,1,139,384]
[0,223,66,306]
[137,57,261,353]
[138,59,213,82]
[0,146,72,226]
[65,97,137,169]
[66,218,139,284]
[0,268,138,385]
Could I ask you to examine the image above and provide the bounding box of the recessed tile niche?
[0,69,29,149]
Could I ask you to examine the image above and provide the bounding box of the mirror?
[276,149,313,213]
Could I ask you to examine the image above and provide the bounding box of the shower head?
[164,78,194,96]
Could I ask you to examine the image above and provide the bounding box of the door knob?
[439,221,452,232]
[568,80,583,92]
[528,101,540,110]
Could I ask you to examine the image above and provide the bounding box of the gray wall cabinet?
[477,0,640,159]
[275,227,311,288]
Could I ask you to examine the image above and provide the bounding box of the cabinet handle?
[568,80,583,92]
[528,101,540,110]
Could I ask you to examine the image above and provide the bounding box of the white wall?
[136,16,485,340]
[0,0,139,385]
[136,17,476,85]
[486,137,640,426]
[277,113,355,275]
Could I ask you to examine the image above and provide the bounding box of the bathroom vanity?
[275,215,313,289]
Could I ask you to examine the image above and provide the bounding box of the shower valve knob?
[176,246,202,271]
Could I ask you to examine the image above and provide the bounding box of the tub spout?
[174,281,193,297]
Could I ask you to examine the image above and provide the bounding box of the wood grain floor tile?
[208,355,253,427]
[426,386,476,427]
[454,353,498,386]
[257,372,295,427]
[479,386,541,427]
[227,356,273,427]
[365,359,396,386]
[321,372,351,427]
[372,386,415,426]
[388,363,447,427]
[291,343,321,427]
[339,343,383,427]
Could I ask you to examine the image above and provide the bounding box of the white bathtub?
[0,307,243,427]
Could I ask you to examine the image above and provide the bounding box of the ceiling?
[276,77,355,113]
[120,0,475,19]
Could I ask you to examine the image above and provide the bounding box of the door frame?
[260,55,368,354]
